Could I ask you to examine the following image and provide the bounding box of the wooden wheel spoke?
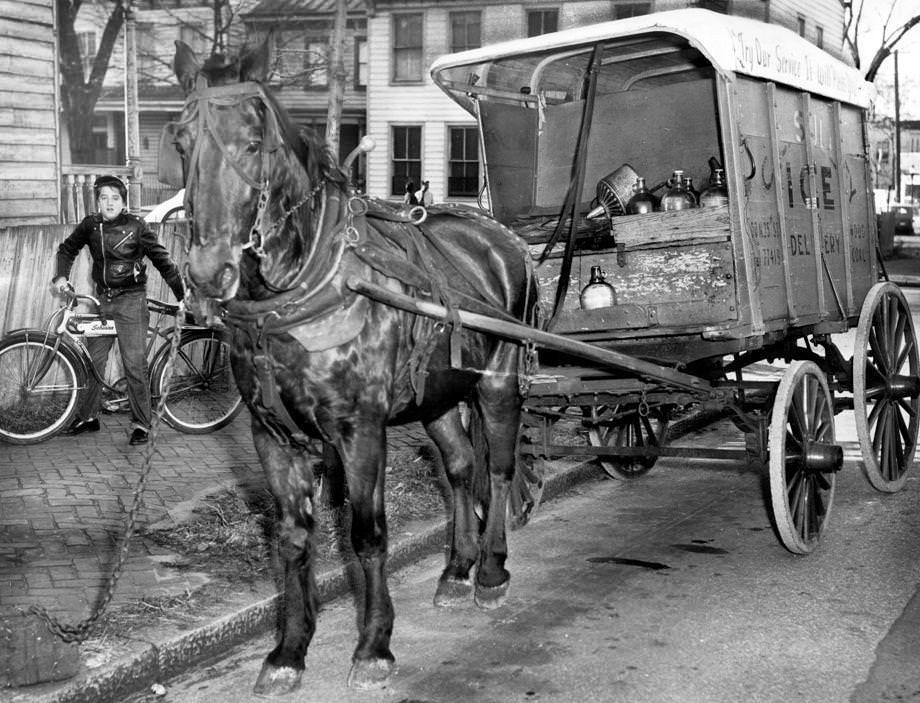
[789,395,808,440]
[897,397,918,419]
[869,324,892,376]
[896,333,915,372]
[867,398,883,432]
[872,403,890,456]
[640,414,658,446]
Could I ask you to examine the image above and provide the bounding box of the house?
[870,118,920,206]
[0,0,60,227]
[50,0,850,216]
[85,0,368,206]
[362,0,848,206]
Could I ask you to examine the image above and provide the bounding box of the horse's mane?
[259,87,346,189]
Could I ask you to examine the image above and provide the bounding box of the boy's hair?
[93,175,128,202]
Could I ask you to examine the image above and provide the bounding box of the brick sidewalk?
[0,411,432,623]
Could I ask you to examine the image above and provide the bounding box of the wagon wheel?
[768,361,841,554]
[586,405,669,480]
[853,282,920,493]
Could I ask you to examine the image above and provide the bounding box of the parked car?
[892,204,914,235]
[143,189,185,223]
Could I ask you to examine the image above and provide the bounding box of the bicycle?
[0,289,243,444]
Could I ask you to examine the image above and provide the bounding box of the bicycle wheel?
[151,330,242,433]
[0,333,84,444]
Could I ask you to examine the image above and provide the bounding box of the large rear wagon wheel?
[853,282,920,493]
[768,361,841,554]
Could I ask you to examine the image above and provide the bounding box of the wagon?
[424,8,920,554]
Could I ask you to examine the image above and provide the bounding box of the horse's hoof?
[253,663,302,696]
[433,577,473,607]
[347,657,395,690]
[474,580,509,610]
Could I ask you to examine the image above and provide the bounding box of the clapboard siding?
[770,0,845,61]
[0,223,187,336]
[0,0,60,227]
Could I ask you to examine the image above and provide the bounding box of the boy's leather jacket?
[54,212,184,300]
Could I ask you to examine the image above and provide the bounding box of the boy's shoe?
[129,428,149,445]
[66,418,100,435]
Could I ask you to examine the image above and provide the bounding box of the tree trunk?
[57,0,125,163]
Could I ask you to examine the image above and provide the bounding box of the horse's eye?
[246,140,262,154]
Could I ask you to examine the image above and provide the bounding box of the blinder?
[157,121,185,188]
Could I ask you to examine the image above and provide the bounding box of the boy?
[51,175,184,445]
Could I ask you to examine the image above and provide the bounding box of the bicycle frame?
[18,292,193,399]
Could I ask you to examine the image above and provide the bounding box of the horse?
[169,38,538,694]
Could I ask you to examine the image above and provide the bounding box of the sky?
[856,0,920,119]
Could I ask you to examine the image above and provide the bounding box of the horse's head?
[168,38,341,316]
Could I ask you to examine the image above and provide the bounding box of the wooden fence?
[0,221,189,337]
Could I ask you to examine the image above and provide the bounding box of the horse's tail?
[467,400,492,509]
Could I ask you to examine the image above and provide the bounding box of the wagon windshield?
[435,33,713,111]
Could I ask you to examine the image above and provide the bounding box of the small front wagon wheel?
[586,405,669,480]
[768,361,841,554]
[853,282,920,493]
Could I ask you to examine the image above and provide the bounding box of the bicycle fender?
[0,329,91,380]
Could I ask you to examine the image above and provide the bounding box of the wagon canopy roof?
[430,8,873,112]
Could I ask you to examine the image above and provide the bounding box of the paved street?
[118,415,920,703]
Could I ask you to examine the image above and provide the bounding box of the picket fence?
[0,221,189,337]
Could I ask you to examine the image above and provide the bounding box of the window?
[527,9,558,37]
[615,2,651,18]
[306,41,328,88]
[696,0,729,13]
[180,24,207,57]
[815,25,824,49]
[137,24,157,78]
[355,37,367,88]
[391,126,422,195]
[450,11,481,52]
[797,16,806,37]
[77,31,96,80]
[393,13,423,82]
[275,32,305,85]
[448,127,479,198]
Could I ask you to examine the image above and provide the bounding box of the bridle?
[177,77,324,290]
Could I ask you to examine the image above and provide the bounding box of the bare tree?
[842,0,920,81]
[57,0,125,163]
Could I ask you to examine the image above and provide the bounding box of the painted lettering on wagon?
[849,222,869,264]
[783,162,837,210]
[746,215,783,269]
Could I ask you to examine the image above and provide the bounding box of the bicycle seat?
[147,298,180,316]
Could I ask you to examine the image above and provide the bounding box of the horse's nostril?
[219,264,237,291]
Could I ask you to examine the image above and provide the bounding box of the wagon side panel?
[733,78,791,330]
[838,104,876,308]
[769,86,825,325]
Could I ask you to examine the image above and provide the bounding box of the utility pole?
[894,50,901,202]
[124,0,142,213]
[326,0,347,161]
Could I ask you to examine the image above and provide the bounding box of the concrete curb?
[26,458,602,703]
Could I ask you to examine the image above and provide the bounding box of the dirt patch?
[90,445,450,638]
